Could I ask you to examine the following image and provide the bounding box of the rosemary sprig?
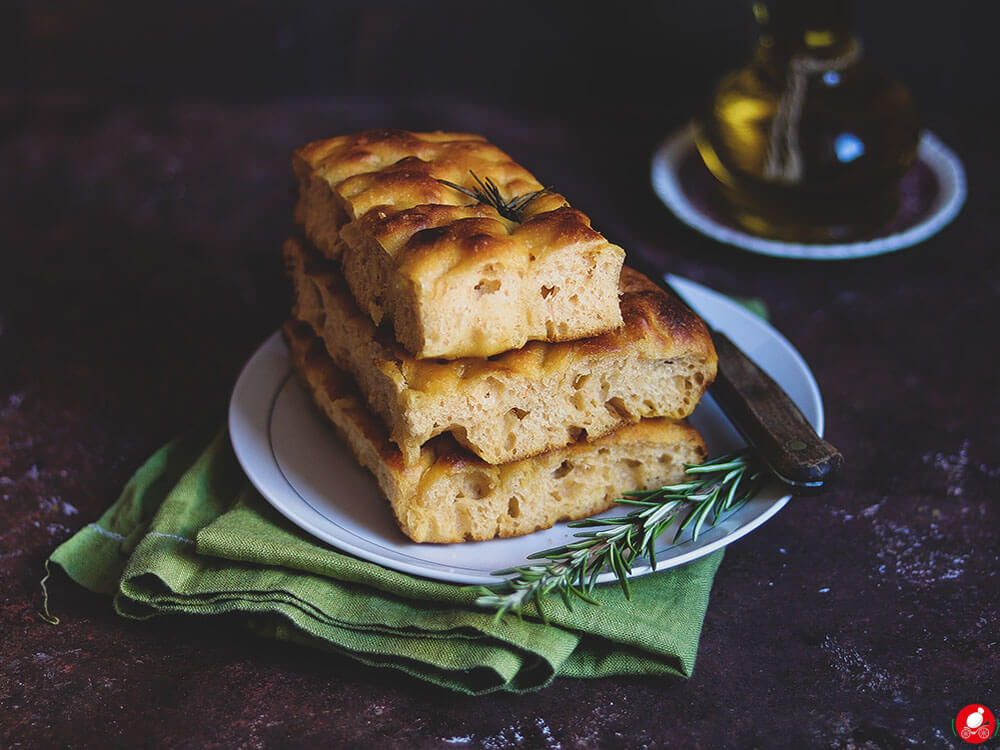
[437,170,550,222]
[474,452,764,619]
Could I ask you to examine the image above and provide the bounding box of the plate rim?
[229,276,825,584]
[650,123,966,260]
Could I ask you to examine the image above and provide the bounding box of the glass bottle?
[695,0,920,243]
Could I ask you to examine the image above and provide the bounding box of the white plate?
[651,124,966,260]
[229,276,824,585]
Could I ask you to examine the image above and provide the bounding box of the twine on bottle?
[764,40,862,184]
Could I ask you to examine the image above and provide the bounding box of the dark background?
[2,2,997,747]
[2,1,990,115]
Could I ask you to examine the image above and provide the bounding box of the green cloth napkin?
[49,425,724,695]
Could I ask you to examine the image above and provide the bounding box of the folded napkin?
[49,425,724,695]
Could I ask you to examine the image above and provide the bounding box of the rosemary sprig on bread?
[475,453,763,618]
[437,171,550,222]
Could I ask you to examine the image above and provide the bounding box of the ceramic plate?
[651,124,966,260]
[229,276,824,585]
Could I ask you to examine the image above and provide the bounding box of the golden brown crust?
[578,266,718,360]
[293,129,545,221]
[293,129,625,358]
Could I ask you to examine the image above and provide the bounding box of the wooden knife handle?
[710,331,844,493]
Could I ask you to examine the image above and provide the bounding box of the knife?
[633,261,844,494]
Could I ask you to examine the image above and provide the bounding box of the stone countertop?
[2,88,997,748]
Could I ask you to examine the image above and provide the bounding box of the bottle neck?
[757,0,857,59]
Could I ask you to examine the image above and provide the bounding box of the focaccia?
[293,129,625,359]
[284,237,717,468]
[284,320,708,543]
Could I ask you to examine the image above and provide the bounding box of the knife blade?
[634,262,844,493]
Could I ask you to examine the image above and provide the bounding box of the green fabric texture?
[50,425,724,695]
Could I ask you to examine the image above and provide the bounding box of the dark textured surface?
[3,3,999,747]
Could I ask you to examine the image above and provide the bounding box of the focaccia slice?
[284,320,708,543]
[284,238,717,468]
[293,129,625,359]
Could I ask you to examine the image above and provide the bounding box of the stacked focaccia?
[286,129,717,543]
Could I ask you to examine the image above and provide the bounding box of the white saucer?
[228,276,825,585]
[651,124,966,260]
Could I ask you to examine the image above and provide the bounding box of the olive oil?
[695,0,920,243]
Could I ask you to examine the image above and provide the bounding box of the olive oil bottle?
[695,0,920,243]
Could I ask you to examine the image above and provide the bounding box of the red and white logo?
[955,704,995,743]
